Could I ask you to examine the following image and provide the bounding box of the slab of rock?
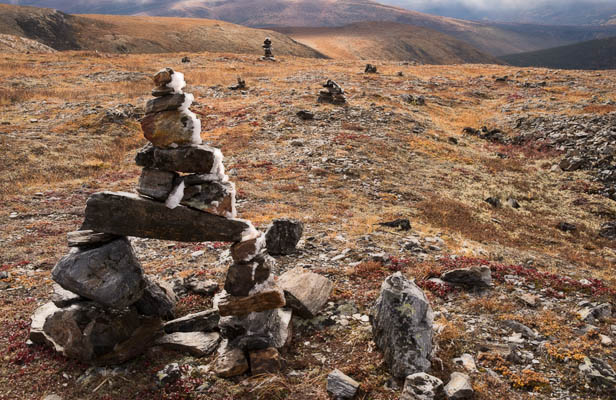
[182,180,235,217]
[230,234,266,263]
[401,372,444,400]
[327,369,359,399]
[51,238,145,309]
[277,267,333,318]
[137,169,178,201]
[371,272,433,379]
[230,308,292,351]
[135,276,177,320]
[265,218,303,255]
[146,93,186,114]
[67,230,118,248]
[82,192,249,242]
[51,284,84,308]
[453,353,478,373]
[579,303,612,322]
[135,143,219,174]
[224,254,273,297]
[441,266,492,288]
[183,277,218,296]
[215,288,286,317]
[164,309,220,333]
[579,356,616,388]
[141,110,201,148]
[154,332,220,357]
[29,302,162,365]
[444,372,473,399]
[249,347,283,375]
[214,347,249,378]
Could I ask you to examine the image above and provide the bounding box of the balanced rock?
[30,301,162,365]
[137,169,178,201]
[135,143,221,174]
[265,218,303,255]
[371,272,433,379]
[229,77,246,90]
[224,254,273,297]
[164,309,220,333]
[154,331,220,357]
[214,347,249,378]
[215,288,286,317]
[51,237,145,309]
[141,110,201,148]
[83,191,251,242]
[67,230,118,248]
[443,372,473,399]
[181,180,236,217]
[318,80,346,105]
[145,93,187,114]
[220,308,292,351]
[230,234,266,263]
[51,283,84,308]
[327,369,360,400]
[135,276,177,320]
[153,67,173,87]
[250,347,283,375]
[440,266,492,289]
[278,267,333,318]
[401,372,444,400]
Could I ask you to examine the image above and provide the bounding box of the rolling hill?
[278,22,499,64]
[0,4,324,56]
[6,0,616,56]
[501,36,616,70]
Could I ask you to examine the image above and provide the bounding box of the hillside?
[278,22,498,64]
[0,4,324,57]
[7,0,616,56]
[0,33,55,53]
[501,36,616,70]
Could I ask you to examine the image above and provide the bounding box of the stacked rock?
[28,68,290,366]
[365,64,377,73]
[261,37,275,61]
[228,77,247,91]
[318,79,347,105]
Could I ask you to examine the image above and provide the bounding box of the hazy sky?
[382,0,614,11]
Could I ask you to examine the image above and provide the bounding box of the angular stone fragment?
[146,93,186,114]
[29,301,162,365]
[444,372,473,399]
[228,308,293,351]
[135,143,219,174]
[371,272,433,379]
[67,230,118,248]
[182,180,235,217]
[141,110,201,148]
[278,267,333,318]
[440,266,492,288]
[135,276,177,320]
[154,332,220,357]
[153,68,173,87]
[137,168,178,201]
[164,309,220,333]
[578,303,612,322]
[327,369,359,400]
[215,288,286,317]
[184,277,218,296]
[401,372,444,400]
[230,234,266,263]
[51,283,84,308]
[215,347,249,378]
[579,356,616,388]
[249,347,283,375]
[265,218,303,255]
[223,254,273,297]
[152,87,174,97]
[83,192,249,242]
[51,238,145,309]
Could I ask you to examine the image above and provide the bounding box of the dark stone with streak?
[82,191,248,242]
[146,94,186,114]
[135,276,178,320]
[135,143,218,174]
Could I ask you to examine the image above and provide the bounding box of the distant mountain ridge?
[6,0,616,57]
[500,36,616,70]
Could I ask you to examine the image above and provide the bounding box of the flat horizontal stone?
[164,309,220,333]
[67,230,118,248]
[146,93,186,114]
[278,267,333,318]
[82,192,249,242]
[135,143,219,174]
[137,168,178,201]
[154,331,220,357]
[215,288,286,317]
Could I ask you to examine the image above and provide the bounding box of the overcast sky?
[382,0,614,11]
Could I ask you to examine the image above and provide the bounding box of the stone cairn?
[365,64,377,73]
[318,79,347,105]
[28,68,325,372]
[261,37,275,61]
[228,77,246,91]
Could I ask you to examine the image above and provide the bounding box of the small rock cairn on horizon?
[261,37,275,61]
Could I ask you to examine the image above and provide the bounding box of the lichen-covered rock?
[401,372,444,400]
[370,272,433,379]
[51,238,145,309]
[265,218,303,255]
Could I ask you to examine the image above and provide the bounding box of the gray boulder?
[327,369,360,399]
[29,301,162,365]
[265,218,303,255]
[371,272,433,379]
[401,372,444,400]
[440,266,492,288]
[278,267,333,318]
[51,238,145,309]
[135,276,178,320]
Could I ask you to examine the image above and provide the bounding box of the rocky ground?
[1,51,615,400]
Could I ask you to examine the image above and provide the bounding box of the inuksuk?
[365,64,377,73]
[318,79,347,105]
[228,77,246,91]
[261,37,275,61]
[28,68,313,369]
